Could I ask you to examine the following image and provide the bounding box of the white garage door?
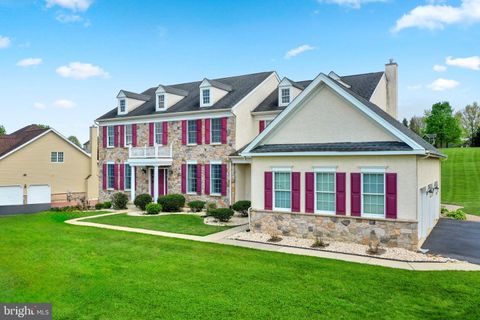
[27,185,51,204]
[0,185,23,206]
[419,183,440,240]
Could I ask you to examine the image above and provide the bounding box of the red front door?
[150,168,167,197]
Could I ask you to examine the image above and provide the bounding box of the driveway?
[422,218,480,264]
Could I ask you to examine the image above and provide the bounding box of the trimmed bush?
[446,209,467,220]
[158,194,185,212]
[232,200,251,217]
[205,202,217,216]
[146,203,162,215]
[112,192,129,210]
[95,203,104,210]
[103,201,112,209]
[50,205,81,212]
[209,208,234,222]
[188,201,206,212]
[134,194,152,211]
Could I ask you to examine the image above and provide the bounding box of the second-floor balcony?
[128,144,173,166]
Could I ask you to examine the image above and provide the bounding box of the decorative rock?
[341,219,350,226]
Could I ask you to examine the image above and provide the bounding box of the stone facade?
[250,210,419,251]
[98,117,236,207]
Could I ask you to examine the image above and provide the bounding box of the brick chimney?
[385,59,398,119]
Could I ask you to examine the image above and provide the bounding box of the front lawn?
[83,213,229,236]
[441,147,480,215]
[1,212,480,319]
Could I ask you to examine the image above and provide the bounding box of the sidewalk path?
[66,212,480,271]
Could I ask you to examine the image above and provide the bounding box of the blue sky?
[1,0,479,142]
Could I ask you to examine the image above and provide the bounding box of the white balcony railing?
[128,144,173,159]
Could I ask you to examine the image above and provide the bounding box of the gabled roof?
[157,85,189,96]
[0,124,91,160]
[253,80,312,113]
[98,71,274,121]
[204,79,233,92]
[242,73,445,158]
[119,90,151,101]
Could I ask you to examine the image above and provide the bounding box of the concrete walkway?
[66,212,480,271]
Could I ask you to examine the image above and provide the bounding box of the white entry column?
[153,165,159,202]
[130,165,136,202]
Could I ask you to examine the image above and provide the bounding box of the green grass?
[1,212,480,319]
[441,147,480,215]
[83,213,230,236]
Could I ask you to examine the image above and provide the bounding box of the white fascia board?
[199,79,211,88]
[241,150,426,157]
[116,90,127,98]
[278,77,293,87]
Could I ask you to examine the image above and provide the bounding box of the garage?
[418,182,440,241]
[0,184,51,216]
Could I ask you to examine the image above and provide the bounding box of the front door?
[150,168,168,197]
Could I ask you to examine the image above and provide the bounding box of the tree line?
[402,101,480,148]
[0,124,83,148]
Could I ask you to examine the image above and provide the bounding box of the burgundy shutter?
[102,126,107,148]
[386,173,397,219]
[181,164,186,193]
[162,122,168,145]
[102,163,107,189]
[336,172,346,215]
[204,163,210,195]
[351,173,361,216]
[114,164,119,190]
[305,172,315,213]
[221,164,227,196]
[196,163,202,195]
[221,117,227,144]
[196,119,202,145]
[114,125,119,147]
[264,172,273,210]
[205,119,210,144]
[181,120,187,145]
[120,125,125,148]
[120,163,125,190]
[259,120,265,133]
[292,172,301,212]
[132,124,137,147]
[149,123,154,146]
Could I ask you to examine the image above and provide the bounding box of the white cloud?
[317,0,386,9]
[45,0,92,12]
[53,99,76,109]
[33,102,47,110]
[428,78,460,91]
[393,0,480,32]
[407,84,423,90]
[17,58,43,67]
[56,62,109,79]
[0,35,11,49]
[446,55,480,70]
[56,13,82,23]
[285,44,315,59]
[433,64,447,72]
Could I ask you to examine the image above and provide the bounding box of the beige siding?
[232,73,279,148]
[0,131,91,196]
[265,85,398,145]
[250,155,418,221]
[417,157,441,190]
[369,74,387,112]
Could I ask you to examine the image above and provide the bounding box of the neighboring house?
[96,61,443,250]
[0,125,99,212]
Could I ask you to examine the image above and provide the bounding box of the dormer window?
[119,99,126,113]
[157,94,166,111]
[281,88,290,105]
[202,89,211,105]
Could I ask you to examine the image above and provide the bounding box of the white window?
[124,164,132,190]
[274,171,291,211]
[211,118,221,144]
[187,163,197,194]
[362,173,385,217]
[125,124,132,146]
[202,89,210,105]
[157,94,165,110]
[119,99,126,113]
[210,163,222,195]
[107,163,115,189]
[281,88,290,104]
[51,152,64,163]
[107,126,115,147]
[155,122,163,145]
[187,120,197,144]
[315,172,335,213]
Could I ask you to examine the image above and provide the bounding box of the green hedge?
[134,194,152,211]
[146,203,162,215]
[209,208,234,222]
[158,194,185,212]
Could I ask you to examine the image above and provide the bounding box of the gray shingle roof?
[0,125,49,158]
[97,71,273,120]
[159,85,189,96]
[206,79,233,92]
[121,90,151,101]
[251,141,412,153]
[253,80,312,113]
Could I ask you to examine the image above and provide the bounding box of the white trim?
[107,125,115,148]
[186,160,198,195]
[278,87,291,107]
[106,161,115,190]
[360,166,387,173]
[124,124,133,147]
[124,162,131,191]
[272,170,292,212]
[118,98,127,115]
[314,171,336,215]
[50,151,64,163]
[241,73,425,156]
[313,166,337,172]
[186,119,198,145]
[360,172,386,218]
[209,161,222,196]
[154,122,164,146]
[156,93,167,111]
[231,72,280,111]
[270,166,292,172]
[246,150,426,157]
[209,117,222,144]
[200,88,212,107]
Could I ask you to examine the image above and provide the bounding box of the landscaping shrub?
[134,194,152,211]
[205,202,217,216]
[441,207,449,214]
[158,194,185,212]
[209,208,234,222]
[103,201,112,209]
[446,209,467,220]
[111,192,129,210]
[188,201,205,212]
[50,205,81,212]
[232,200,251,217]
[95,202,104,210]
[146,203,162,215]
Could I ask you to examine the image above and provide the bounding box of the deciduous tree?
[424,102,462,148]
